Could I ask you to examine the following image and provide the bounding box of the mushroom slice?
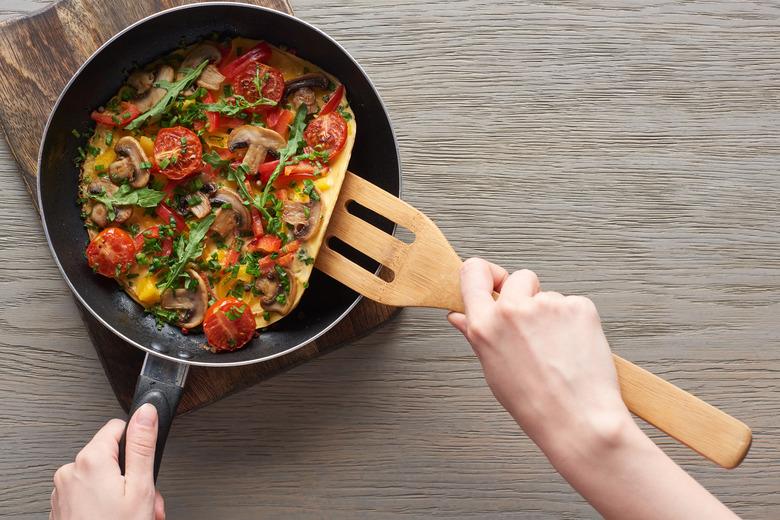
[127,70,155,95]
[133,65,175,113]
[177,44,225,91]
[112,136,151,188]
[188,192,212,219]
[209,187,251,238]
[87,179,131,227]
[227,125,286,173]
[282,195,322,241]
[290,87,317,114]
[254,267,297,314]
[160,269,208,328]
[284,73,329,96]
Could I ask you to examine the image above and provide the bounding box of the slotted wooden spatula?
[316,171,752,469]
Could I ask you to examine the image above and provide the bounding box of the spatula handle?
[613,355,751,468]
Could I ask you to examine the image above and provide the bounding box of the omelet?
[78,37,355,352]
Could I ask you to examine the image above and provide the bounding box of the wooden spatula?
[316,172,752,469]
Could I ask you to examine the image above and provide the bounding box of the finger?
[50,489,57,520]
[447,312,467,335]
[83,418,127,465]
[535,290,564,301]
[124,403,158,489]
[460,258,507,315]
[498,269,540,306]
[154,490,166,520]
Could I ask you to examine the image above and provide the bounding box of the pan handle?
[118,353,189,482]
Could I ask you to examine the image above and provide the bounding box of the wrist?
[531,405,645,473]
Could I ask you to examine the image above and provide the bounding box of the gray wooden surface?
[1,0,779,518]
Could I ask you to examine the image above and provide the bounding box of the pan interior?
[39,4,400,365]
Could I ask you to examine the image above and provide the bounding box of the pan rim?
[37,1,402,367]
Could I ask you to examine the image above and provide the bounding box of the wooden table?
[1,1,778,518]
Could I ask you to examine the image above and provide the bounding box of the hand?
[449,258,739,520]
[51,403,165,520]
[448,258,631,460]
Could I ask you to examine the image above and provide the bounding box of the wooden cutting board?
[0,0,399,414]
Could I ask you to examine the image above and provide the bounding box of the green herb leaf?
[259,104,309,216]
[158,214,216,294]
[125,60,209,130]
[89,185,165,220]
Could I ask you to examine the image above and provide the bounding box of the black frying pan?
[38,2,400,479]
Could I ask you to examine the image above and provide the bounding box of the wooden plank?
[0,0,778,519]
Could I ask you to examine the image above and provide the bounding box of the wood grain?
[0,0,400,416]
[1,0,779,519]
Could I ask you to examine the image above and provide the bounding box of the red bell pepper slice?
[202,92,220,132]
[219,42,272,80]
[223,249,240,268]
[250,207,264,237]
[155,202,186,232]
[246,235,282,254]
[276,252,295,267]
[319,85,344,116]
[90,102,140,128]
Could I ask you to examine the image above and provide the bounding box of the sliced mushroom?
[160,269,208,328]
[282,195,322,241]
[133,65,175,113]
[127,70,155,95]
[109,136,150,188]
[227,125,286,174]
[188,191,212,219]
[177,44,225,92]
[290,87,317,113]
[209,187,251,238]
[284,73,329,96]
[87,179,132,227]
[254,267,297,314]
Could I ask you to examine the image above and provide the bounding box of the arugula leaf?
[89,184,165,220]
[158,214,216,294]
[259,104,309,217]
[202,93,275,117]
[125,60,209,130]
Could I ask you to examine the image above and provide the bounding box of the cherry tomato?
[90,102,140,128]
[319,85,344,116]
[304,112,347,157]
[231,62,284,106]
[86,227,136,278]
[203,297,256,352]
[153,126,203,180]
[134,226,173,257]
[220,42,272,79]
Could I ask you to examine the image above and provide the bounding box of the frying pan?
[38,3,400,479]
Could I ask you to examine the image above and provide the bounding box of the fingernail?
[134,403,158,427]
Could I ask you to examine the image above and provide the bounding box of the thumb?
[124,403,158,489]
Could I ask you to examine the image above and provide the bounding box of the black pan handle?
[118,353,189,482]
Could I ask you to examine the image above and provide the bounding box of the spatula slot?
[326,235,396,282]
[346,199,416,245]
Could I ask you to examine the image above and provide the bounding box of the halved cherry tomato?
[90,102,140,128]
[304,112,347,157]
[153,126,203,180]
[319,85,344,116]
[231,62,284,106]
[155,202,186,232]
[134,226,173,257]
[219,42,272,79]
[203,297,256,352]
[86,227,136,278]
[203,92,220,132]
[250,207,264,237]
[246,234,281,254]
